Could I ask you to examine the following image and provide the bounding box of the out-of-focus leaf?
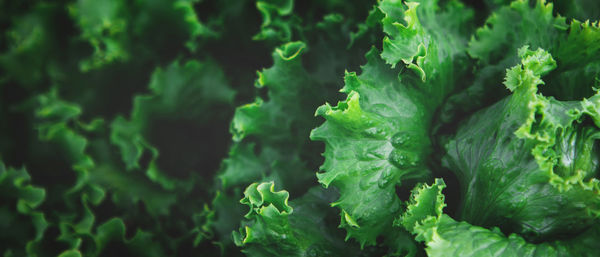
[111,59,234,190]
[554,0,600,23]
[69,0,218,71]
[0,161,47,257]
[68,0,129,71]
[253,0,299,42]
[0,3,66,86]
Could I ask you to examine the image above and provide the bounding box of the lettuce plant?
[234,0,600,256]
[1,0,599,256]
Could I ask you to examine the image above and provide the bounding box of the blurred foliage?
[0,0,379,255]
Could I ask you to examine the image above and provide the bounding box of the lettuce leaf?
[311,0,472,247]
[68,0,129,70]
[69,0,217,71]
[215,2,384,250]
[552,0,600,24]
[111,59,234,190]
[444,46,600,241]
[0,162,47,257]
[253,0,298,42]
[212,41,329,253]
[400,179,600,257]
[234,182,365,257]
[0,3,64,86]
[441,0,600,126]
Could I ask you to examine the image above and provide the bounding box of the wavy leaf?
[444,47,600,241]
[111,59,234,190]
[441,0,600,125]
[234,182,367,257]
[400,179,600,257]
[0,162,47,257]
[311,0,472,247]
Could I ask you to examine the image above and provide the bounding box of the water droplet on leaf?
[391,132,412,148]
[388,149,418,169]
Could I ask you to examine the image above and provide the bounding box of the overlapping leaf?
[68,0,129,70]
[311,0,472,247]
[0,3,67,86]
[211,42,320,252]
[441,0,600,125]
[234,181,364,257]
[29,89,183,256]
[444,47,600,241]
[111,59,234,190]
[69,0,216,71]
[214,2,382,250]
[4,0,600,256]
[399,179,600,257]
[0,162,47,257]
[1,0,243,256]
[253,0,298,42]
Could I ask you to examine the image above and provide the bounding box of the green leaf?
[36,89,96,171]
[553,0,600,23]
[441,0,600,130]
[253,0,299,42]
[218,142,313,195]
[85,163,178,217]
[381,0,473,78]
[110,59,234,190]
[70,0,217,70]
[397,178,446,234]
[235,182,365,257]
[219,41,327,195]
[444,47,600,241]
[58,250,83,257]
[217,143,266,190]
[348,5,384,49]
[216,36,371,249]
[311,0,472,247]
[0,3,63,86]
[233,181,296,256]
[133,0,219,52]
[231,41,308,141]
[208,189,247,255]
[172,0,218,51]
[311,51,424,247]
[0,162,48,257]
[61,217,165,257]
[400,180,600,257]
[0,164,45,209]
[468,0,566,66]
[69,0,130,71]
[417,216,600,257]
